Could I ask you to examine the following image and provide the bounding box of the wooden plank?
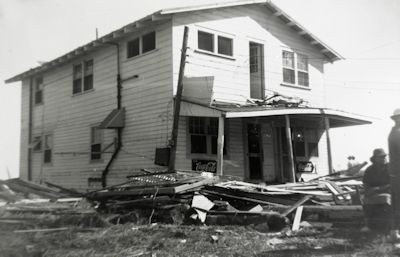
[324,115,333,174]
[14,227,69,233]
[174,177,217,193]
[282,195,312,217]
[291,206,303,231]
[201,190,287,207]
[217,115,225,175]
[285,115,296,182]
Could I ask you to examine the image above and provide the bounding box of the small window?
[217,36,233,56]
[127,38,140,58]
[34,77,43,104]
[282,51,295,84]
[188,117,227,155]
[91,127,103,160]
[142,31,156,53]
[43,134,53,164]
[83,60,93,91]
[198,31,214,52]
[33,136,42,152]
[297,54,309,87]
[73,60,93,94]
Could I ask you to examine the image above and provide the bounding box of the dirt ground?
[1,222,400,257]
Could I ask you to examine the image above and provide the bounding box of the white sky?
[0,0,399,179]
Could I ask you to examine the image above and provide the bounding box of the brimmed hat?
[391,108,400,120]
[371,148,387,158]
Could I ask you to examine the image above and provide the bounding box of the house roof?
[5,0,343,83]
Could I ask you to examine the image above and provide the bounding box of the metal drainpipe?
[101,42,123,188]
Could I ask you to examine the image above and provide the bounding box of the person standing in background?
[388,109,400,240]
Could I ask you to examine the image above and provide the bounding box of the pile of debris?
[0,169,366,234]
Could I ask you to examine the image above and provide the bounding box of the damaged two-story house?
[6,0,372,190]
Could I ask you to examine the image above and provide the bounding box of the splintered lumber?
[14,227,69,233]
[44,181,82,197]
[201,190,287,207]
[282,195,313,217]
[291,206,304,231]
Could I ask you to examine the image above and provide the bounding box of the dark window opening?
[198,31,214,52]
[191,135,207,154]
[218,36,233,56]
[43,134,52,164]
[34,77,43,104]
[127,38,140,58]
[142,31,156,53]
[91,127,102,160]
[33,136,42,152]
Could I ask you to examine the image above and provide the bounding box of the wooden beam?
[274,11,283,16]
[321,49,330,53]
[123,25,136,33]
[298,30,307,35]
[291,206,303,231]
[151,13,171,21]
[282,195,312,216]
[287,21,295,26]
[285,115,296,182]
[217,115,225,175]
[324,115,333,174]
[310,40,319,45]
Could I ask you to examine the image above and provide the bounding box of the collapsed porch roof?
[180,100,374,128]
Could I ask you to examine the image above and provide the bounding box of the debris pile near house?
[0,170,366,234]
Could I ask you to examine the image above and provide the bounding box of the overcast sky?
[0,0,399,179]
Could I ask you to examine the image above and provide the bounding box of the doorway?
[247,123,263,180]
[249,42,265,100]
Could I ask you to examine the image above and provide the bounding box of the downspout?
[101,42,123,188]
[27,77,33,181]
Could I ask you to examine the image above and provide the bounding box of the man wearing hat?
[389,108,400,239]
[362,148,391,231]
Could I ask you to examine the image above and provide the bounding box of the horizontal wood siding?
[172,5,326,106]
[22,21,173,190]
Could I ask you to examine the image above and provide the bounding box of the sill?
[125,48,159,62]
[194,49,236,61]
[71,88,95,97]
[280,83,311,91]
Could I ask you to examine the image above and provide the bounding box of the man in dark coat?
[389,109,400,239]
[363,148,391,231]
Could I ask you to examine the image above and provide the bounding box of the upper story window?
[73,59,94,94]
[32,136,42,152]
[34,77,43,105]
[188,117,227,155]
[43,134,53,164]
[197,30,233,57]
[282,51,309,87]
[91,127,103,161]
[127,31,156,58]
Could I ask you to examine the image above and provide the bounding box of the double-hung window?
[43,134,53,164]
[73,59,93,94]
[282,51,309,87]
[127,31,156,58]
[91,127,103,161]
[34,77,43,105]
[189,117,227,155]
[197,30,233,57]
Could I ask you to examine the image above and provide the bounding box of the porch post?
[285,115,296,182]
[217,115,225,175]
[324,115,333,174]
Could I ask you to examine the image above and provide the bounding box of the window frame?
[43,134,53,165]
[126,31,156,59]
[187,117,228,157]
[90,126,103,161]
[34,77,44,105]
[281,50,309,88]
[32,135,42,152]
[72,59,94,95]
[196,29,234,58]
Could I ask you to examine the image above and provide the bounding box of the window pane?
[189,117,205,134]
[84,60,93,75]
[282,51,294,68]
[142,31,156,53]
[283,68,295,84]
[198,31,214,52]
[73,79,82,94]
[208,118,218,135]
[91,143,102,160]
[84,75,93,91]
[73,64,82,79]
[91,127,102,144]
[33,136,42,151]
[218,36,233,56]
[298,71,309,87]
[35,90,43,104]
[44,149,52,163]
[44,135,52,149]
[308,142,319,157]
[127,38,140,58]
[191,135,207,153]
[250,46,258,73]
[297,54,308,71]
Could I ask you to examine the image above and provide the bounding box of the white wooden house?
[6,0,372,190]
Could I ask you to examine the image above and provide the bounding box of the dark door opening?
[247,123,263,180]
